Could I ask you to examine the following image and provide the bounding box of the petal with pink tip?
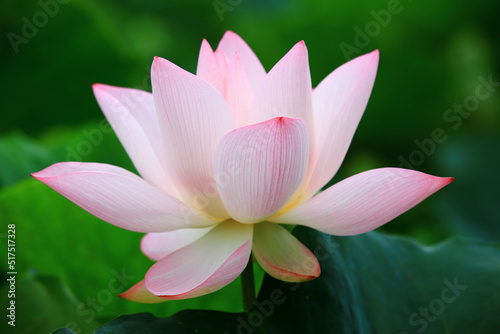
[32,162,218,233]
[217,31,266,92]
[152,56,236,219]
[145,220,252,300]
[272,168,453,236]
[215,117,309,224]
[249,41,314,139]
[253,223,320,282]
[306,50,379,199]
[92,84,178,197]
[119,280,167,304]
[225,52,254,127]
[196,39,226,96]
[141,227,214,261]
[249,41,316,205]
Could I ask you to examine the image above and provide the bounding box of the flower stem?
[241,258,256,311]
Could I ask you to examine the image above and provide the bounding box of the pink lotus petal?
[217,31,266,92]
[92,84,178,197]
[272,168,453,236]
[119,280,167,304]
[214,117,309,224]
[152,56,236,219]
[248,41,316,207]
[196,39,226,96]
[249,41,314,140]
[141,227,214,261]
[32,162,218,233]
[214,48,229,78]
[225,52,254,127]
[306,50,379,199]
[253,223,320,282]
[145,220,252,299]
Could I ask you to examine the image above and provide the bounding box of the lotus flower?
[32,31,452,302]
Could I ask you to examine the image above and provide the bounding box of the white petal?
[306,50,379,198]
[225,52,254,127]
[32,162,218,233]
[152,56,236,219]
[215,117,309,223]
[217,31,266,92]
[272,168,453,236]
[196,39,226,96]
[145,220,252,299]
[92,84,178,197]
[141,227,214,261]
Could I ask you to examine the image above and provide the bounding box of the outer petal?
[152,56,236,219]
[141,227,213,261]
[225,52,254,127]
[306,50,379,199]
[253,223,320,282]
[32,162,217,233]
[145,220,252,300]
[119,280,167,304]
[217,31,266,92]
[92,84,178,197]
[215,117,309,224]
[271,168,453,236]
[196,39,226,96]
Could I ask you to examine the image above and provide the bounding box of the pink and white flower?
[32,31,452,302]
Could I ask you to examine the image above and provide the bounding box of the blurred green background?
[1,0,499,332]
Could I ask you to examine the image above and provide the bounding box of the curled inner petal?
[215,117,309,224]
